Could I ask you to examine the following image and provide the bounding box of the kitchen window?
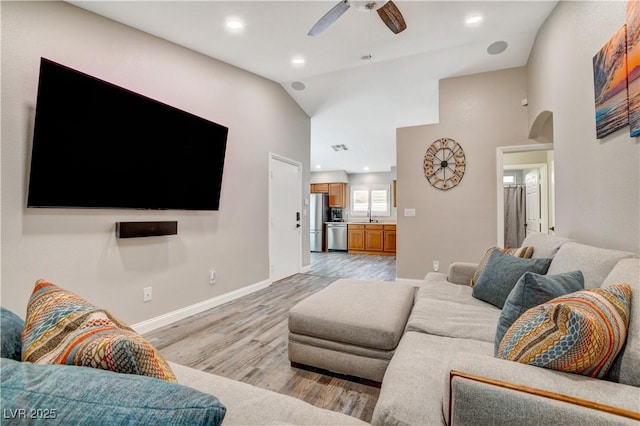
[351,185,391,217]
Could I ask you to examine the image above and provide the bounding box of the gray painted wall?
[1,2,310,323]
[527,1,639,253]
[397,67,530,279]
[397,1,640,281]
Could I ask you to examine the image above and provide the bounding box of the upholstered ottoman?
[288,279,415,382]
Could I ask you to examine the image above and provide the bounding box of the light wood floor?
[144,252,396,423]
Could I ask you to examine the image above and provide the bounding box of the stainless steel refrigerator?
[310,193,329,252]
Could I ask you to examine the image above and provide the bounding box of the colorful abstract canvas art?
[593,25,628,139]
[627,1,640,136]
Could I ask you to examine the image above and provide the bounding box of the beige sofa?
[170,362,368,425]
[373,233,640,425]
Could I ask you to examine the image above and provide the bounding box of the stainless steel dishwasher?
[326,223,348,251]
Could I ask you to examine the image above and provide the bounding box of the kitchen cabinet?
[310,183,329,193]
[364,224,384,251]
[328,183,346,208]
[347,224,365,251]
[384,225,396,253]
[347,223,395,255]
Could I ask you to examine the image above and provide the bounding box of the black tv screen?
[27,58,228,211]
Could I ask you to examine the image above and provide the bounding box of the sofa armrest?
[447,262,478,286]
[444,354,640,425]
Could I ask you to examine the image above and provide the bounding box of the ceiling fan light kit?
[308,0,406,37]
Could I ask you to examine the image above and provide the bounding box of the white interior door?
[525,169,541,235]
[269,154,302,282]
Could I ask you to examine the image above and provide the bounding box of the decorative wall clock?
[423,138,466,190]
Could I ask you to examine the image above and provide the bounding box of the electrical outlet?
[209,269,217,285]
[143,287,152,302]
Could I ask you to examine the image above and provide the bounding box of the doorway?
[496,144,554,247]
[269,153,302,282]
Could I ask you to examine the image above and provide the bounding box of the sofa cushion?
[472,249,552,309]
[470,246,534,286]
[546,242,637,289]
[407,298,500,343]
[371,332,493,426]
[1,307,24,361]
[495,271,584,353]
[603,258,640,386]
[497,284,631,378]
[288,279,415,351]
[22,279,176,382]
[417,278,493,308]
[521,232,571,259]
[1,358,225,425]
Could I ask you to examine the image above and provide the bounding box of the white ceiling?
[69,1,558,173]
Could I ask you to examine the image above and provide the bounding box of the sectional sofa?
[373,232,640,425]
[2,233,639,425]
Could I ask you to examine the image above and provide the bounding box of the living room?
[2,1,639,425]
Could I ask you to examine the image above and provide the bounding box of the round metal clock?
[423,138,466,190]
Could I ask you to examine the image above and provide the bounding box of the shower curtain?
[504,185,526,247]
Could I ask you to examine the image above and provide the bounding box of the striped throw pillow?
[22,280,176,382]
[496,284,631,378]
[470,246,534,286]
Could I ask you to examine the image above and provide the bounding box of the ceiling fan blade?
[308,0,351,36]
[377,1,407,34]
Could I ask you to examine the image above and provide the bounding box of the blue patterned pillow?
[497,284,631,378]
[1,358,226,425]
[1,307,25,361]
[495,271,584,354]
[472,249,552,308]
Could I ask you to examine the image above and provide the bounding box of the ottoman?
[288,279,416,382]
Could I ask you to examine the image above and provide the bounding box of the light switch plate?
[404,208,416,217]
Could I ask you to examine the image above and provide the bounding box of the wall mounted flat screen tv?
[27,58,228,211]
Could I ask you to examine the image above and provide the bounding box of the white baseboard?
[300,265,312,274]
[132,278,272,335]
[395,277,424,287]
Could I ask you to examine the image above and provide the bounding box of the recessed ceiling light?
[465,15,483,25]
[291,56,306,67]
[487,41,508,55]
[291,81,306,91]
[363,166,370,171]
[225,17,244,32]
[315,164,322,169]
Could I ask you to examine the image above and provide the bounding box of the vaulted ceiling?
[69,1,558,173]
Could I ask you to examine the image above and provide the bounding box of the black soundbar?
[116,221,178,238]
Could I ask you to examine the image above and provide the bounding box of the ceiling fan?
[308,1,407,37]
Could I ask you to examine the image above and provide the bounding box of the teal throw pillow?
[1,358,226,425]
[472,249,552,309]
[494,270,584,354]
[1,307,24,361]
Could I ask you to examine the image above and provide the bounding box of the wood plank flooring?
[144,252,396,423]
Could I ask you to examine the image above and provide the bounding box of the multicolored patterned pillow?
[496,284,632,378]
[471,246,534,286]
[22,280,176,382]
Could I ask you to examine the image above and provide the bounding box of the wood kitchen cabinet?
[384,225,396,253]
[347,224,365,251]
[328,183,346,208]
[348,224,395,255]
[364,224,384,251]
[310,183,329,193]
